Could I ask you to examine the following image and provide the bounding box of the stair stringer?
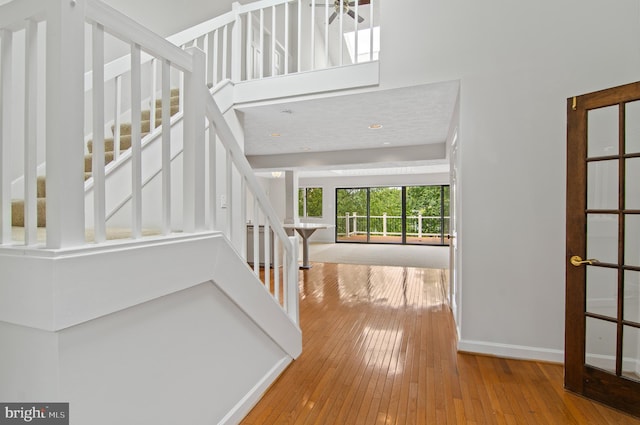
[0,232,301,424]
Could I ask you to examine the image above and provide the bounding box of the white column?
[45,0,86,248]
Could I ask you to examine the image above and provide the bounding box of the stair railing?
[205,93,300,322]
[0,0,300,323]
[170,0,379,86]
[81,0,379,148]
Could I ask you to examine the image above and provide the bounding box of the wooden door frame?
[565,81,640,417]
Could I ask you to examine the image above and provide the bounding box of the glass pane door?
[566,82,640,416]
[336,188,368,242]
[369,187,402,244]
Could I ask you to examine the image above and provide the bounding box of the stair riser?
[85,152,115,173]
[142,104,179,121]
[11,199,46,227]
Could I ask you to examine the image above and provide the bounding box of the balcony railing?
[337,212,451,244]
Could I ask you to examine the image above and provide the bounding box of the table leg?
[301,236,311,269]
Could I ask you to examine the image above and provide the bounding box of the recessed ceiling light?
[382,142,391,145]
[368,124,383,130]
[301,146,311,151]
[270,133,281,137]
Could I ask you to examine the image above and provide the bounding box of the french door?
[566,81,640,416]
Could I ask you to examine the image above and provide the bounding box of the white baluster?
[113,75,122,160]
[240,176,247,258]
[208,122,217,230]
[264,221,271,291]
[259,8,264,78]
[382,212,387,237]
[212,30,219,85]
[353,212,357,235]
[369,0,374,62]
[207,31,215,86]
[24,19,37,246]
[92,22,106,243]
[0,30,12,244]
[245,12,253,80]
[353,0,358,63]
[274,237,280,303]
[149,58,157,131]
[253,198,260,275]
[231,3,242,81]
[225,150,232,239]
[324,0,329,66]
[297,0,301,72]
[271,5,276,76]
[131,43,142,239]
[222,25,228,80]
[345,212,349,236]
[286,234,300,323]
[161,59,172,235]
[339,0,344,65]
[284,2,289,75]
[310,0,315,70]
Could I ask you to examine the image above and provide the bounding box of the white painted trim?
[217,356,292,425]
[234,61,379,104]
[0,232,301,358]
[85,0,193,73]
[457,339,564,363]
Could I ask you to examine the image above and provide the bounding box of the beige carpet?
[307,242,450,269]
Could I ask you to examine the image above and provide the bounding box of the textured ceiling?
[238,81,459,160]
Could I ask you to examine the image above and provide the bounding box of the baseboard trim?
[457,339,564,363]
[218,356,292,425]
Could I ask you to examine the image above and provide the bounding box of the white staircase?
[0,0,379,423]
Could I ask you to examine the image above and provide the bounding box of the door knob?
[570,255,598,267]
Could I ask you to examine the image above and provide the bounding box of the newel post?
[45,0,86,248]
[183,47,206,232]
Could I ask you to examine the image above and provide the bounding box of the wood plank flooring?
[242,262,640,425]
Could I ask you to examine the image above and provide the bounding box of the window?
[336,185,450,245]
[344,26,380,64]
[299,187,323,217]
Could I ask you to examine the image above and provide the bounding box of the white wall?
[58,282,287,425]
[376,0,640,360]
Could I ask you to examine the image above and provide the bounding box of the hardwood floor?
[242,262,640,425]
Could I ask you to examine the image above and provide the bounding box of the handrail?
[204,93,293,253]
[0,0,46,29]
[86,0,193,73]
